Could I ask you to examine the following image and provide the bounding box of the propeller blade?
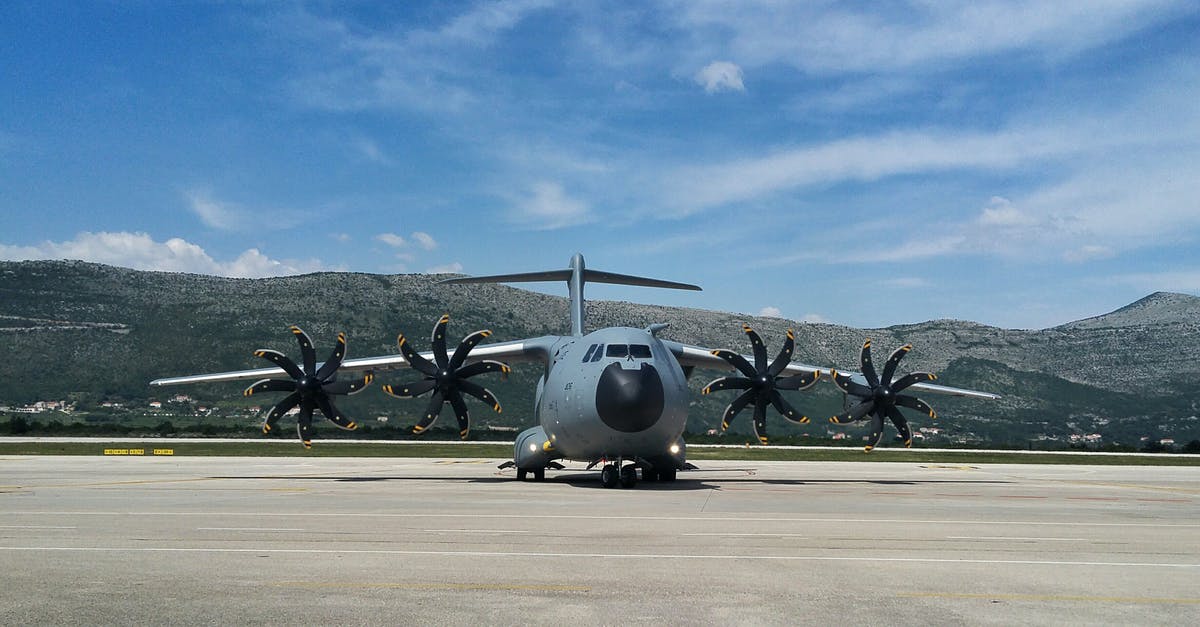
[448,392,471,440]
[397,333,438,376]
[892,372,937,392]
[721,389,757,431]
[321,372,374,396]
[431,314,450,368]
[711,349,758,379]
[296,398,315,448]
[457,380,502,413]
[448,329,492,371]
[382,378,437,398]
[767,329,795,377]
[830,370,873,397]
[262,391,301,434]
[879,344,911,388]
[253,349,305,381]
[315,395,357,431]
[411,390,445,435]
[864,411,885,452]
[314,332,347,381]
[775,370,819,391]
[742,324,768,373]
[895,394,936,419]
[291,326,317,374]
[887,405,912,447]
[830,399,874,424]
[243,378,295,397]
[859,339,879,388]
[752,395,769,444]
[701,376,753,395]
[768,389,808,424]
[455,360,510,380]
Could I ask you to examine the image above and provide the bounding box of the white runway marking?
[684,533,807,538]
[0,525,76,530]
[196,527,305,532]
[8,511,1198,528]
[423,529,529,534]
[947,536,1091,542]
[1,545,1196,569]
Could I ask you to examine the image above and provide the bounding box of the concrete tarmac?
[1,455,1197,625]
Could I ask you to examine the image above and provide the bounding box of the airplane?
[150,253,999,489]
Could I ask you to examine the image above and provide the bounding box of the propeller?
[702,325,820,444]
[382,314,509,439]
[829,339,937,452]
[244,326,374,449]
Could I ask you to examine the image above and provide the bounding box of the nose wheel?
[600,463,639,488]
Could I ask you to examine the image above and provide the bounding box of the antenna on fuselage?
[438,253,702,337]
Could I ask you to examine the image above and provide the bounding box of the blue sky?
[2,1,1198,329]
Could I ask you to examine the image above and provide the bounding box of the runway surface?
[1,456,1198,625]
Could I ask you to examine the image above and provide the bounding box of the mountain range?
[2,260,1198,447]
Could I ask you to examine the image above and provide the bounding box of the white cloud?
[670,1,1192,75]
[1108,269,1200,293]
[757,306,782,318]
[663,126,1092,214]
[695,61,745,93]
[331,232,352,243]
[375,232,407,248]
[273,1,554,112]
[411,231,437,251]
[354,137,392,164]
[0,232,325,278]
[426,262,464,274]
[882,277,931,289]
[1063,245,1115,263]
[511,181,593,230]
[185,189,241,231]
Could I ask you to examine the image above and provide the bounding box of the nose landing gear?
[599,460,641,488]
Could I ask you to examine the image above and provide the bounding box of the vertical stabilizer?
[438,253,701,337]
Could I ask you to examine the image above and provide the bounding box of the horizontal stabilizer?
[440,269,700,291]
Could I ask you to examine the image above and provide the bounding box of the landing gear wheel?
[601,464,619,488]
[660,467,677,482]
[619,465,638,488]
[642,467,658,482]
[533,468,546,481]
[517,469,528,481]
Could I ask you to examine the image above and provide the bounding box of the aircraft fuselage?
[536,326,689,462]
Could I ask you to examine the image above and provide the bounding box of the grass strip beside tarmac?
[1,439,1198,465]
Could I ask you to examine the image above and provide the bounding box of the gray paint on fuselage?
[536,326,688,461]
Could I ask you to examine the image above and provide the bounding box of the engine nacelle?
[513,425,560,470]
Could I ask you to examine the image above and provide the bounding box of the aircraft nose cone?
[596,362,665,433]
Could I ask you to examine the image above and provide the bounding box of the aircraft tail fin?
[439,253,701,336]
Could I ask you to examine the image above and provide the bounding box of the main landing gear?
[598,460,678,488]
[600,463,639,488]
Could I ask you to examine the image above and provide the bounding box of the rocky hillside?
[1,260,1198,446]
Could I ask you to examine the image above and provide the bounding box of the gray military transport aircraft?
[151,253,998,488]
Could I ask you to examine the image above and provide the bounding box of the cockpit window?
[604,344,652,359]
[582,344,598,362]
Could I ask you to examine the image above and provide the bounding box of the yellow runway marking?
[901,592,1200,605]
[274,581,590,593]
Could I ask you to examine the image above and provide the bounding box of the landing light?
[669,444,680,455]
[529,443,538,453]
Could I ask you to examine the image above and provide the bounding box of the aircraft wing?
[664,340,1000,400]
[149,337,557,387]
